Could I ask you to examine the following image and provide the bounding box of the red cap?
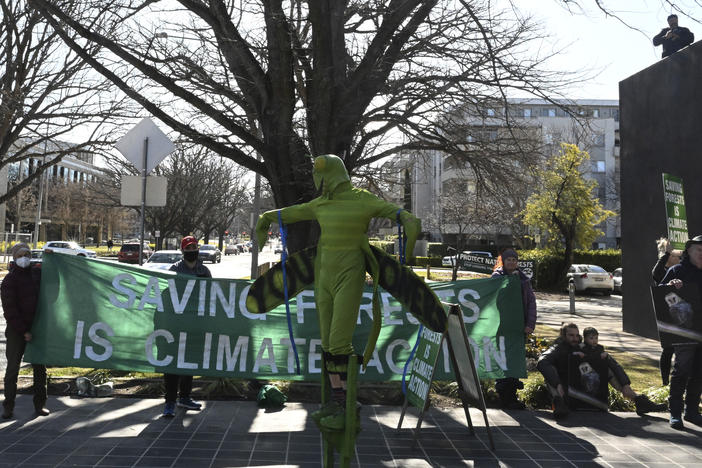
[181,236,198,250]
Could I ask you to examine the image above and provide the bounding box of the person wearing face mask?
[161,235,211,417]
[491,248,536,410]
[1,242,48,418]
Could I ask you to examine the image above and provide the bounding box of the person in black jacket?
[660,235,702,429]
[537,323,665,420]
[653,14,694,58]
[652,238,682,386]
[1,243,48,418]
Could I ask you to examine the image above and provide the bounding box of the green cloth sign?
[662,173,688,250]
[25,253,526,381]
[406,328,443,409]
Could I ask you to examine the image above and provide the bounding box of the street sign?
[120,176,167,206]
[115,118,175,174]
[662,173,688,250]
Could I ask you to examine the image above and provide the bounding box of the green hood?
[313,154,351,195]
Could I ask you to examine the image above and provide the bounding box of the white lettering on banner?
[168,278,195,314]
[308,339,323,373]
[357,292,374,324]
[216,335,248,371]
[138,277,164,312]
[458,289,481,323]
[667,217,688,230]
[198,280,207,316]
[295,290,315,324]
[385,339,410,374]
[665,179,683,193]
[109,273,137,308]
[362,348,384,374]
[280,338,307,373]
[408,376,429,397]
[434,289,455,303]
[253,338,278,373]
[146,330,174,366]
[73,321,85,358]
[482,336,507,371]
[85,322,114,362]
[670,231,688,243]
[239,284,265,320]
[177,332,198,369]
[210,282,236,318]
[381,292,403,325]
[202,332,212,369]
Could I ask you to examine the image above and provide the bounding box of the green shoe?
[320,406,346,431]
[310,401,341,425]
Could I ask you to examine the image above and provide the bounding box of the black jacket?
[652,252,671,285]
[1,264,42,334]
[653,26,694,58]
[660,256,702,287]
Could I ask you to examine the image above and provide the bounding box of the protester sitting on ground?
[537,323,665,420]
[491,248,536,410]
[1,242,49,419]
[161,235,210,418]
[573,327,608,361]
[660,235,702,430]
[652,237,681,386]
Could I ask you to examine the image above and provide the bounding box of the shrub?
[369,240,394,254]
[517,248,621,290]
[519,379,552,409]
[427,243,449,258]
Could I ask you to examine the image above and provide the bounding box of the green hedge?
[427,243,449,258]
[518,249,621,290]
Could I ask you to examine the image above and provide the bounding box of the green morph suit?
[255,155,420,373]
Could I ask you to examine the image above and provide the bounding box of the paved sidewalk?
[1,395,700,468]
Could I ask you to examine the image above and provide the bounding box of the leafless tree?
[0,0,130,206]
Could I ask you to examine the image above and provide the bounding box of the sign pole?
[139,137,149,266]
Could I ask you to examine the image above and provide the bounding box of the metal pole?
[139,137,148,266]
[568,278,576,314]
[250,154,262,280]
[33,140,48,248]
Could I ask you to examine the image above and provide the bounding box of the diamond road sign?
[115,118,175,174]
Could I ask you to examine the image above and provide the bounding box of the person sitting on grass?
[537,323,666,420]
[573,327,608,361]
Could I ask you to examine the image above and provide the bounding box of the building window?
[592,161,606,173]
[592,109,599,118]
[523,109,531,118]
[548,108,556,117]
[486,108,495,117]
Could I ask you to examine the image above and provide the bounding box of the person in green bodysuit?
[255,154,421,430]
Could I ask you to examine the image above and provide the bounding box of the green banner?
[25,253,526,381]
[662,173,688,250]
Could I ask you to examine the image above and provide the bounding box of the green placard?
[406,328,444,409]
[662,173,688,250]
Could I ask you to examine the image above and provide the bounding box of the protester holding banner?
[652,237,681,386]
[491,248,536,410]
[660,235,702,429]
[1,242,49,418]
[161,235,210,417]
[537,323,664,420]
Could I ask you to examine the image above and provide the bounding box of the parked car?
[224,244,239,255]
[613,267,622,293]
[567,264,614,295]
[143,250,182,271]
[442,250,492,267]
[118,243,153,264]
[198,244,222,263]
[43,241,97,258]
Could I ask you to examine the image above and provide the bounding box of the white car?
[567,264,614,295]
[143,250,182,271]
[43,241,97,258]
[442,250,492,267]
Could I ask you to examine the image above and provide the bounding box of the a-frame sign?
[398,304,495,450]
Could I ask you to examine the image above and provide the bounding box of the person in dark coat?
[537,323,665,420]
[491,248,536,409]
[652,238,682,386]
[1,242,48,418]
[660,235,702,429]
[653,14,694,58]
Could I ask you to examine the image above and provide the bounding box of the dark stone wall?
[619,41,702,338]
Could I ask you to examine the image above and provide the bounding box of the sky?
[514,0,702,99]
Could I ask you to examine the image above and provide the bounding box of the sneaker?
[683,412,702,427]
[177,397,202,410]
[163,401,176,418]
[34,406,50,417]
[552,396,569,420]
[635,395,667,415]
[670,414,684,430]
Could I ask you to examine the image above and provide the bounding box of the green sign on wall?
[662,173,688,250]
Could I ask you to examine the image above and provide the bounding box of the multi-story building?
[410,98,621,249]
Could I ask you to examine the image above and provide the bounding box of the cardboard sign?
[651,284,702,346]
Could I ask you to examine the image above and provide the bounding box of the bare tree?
[0,0,129,206]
